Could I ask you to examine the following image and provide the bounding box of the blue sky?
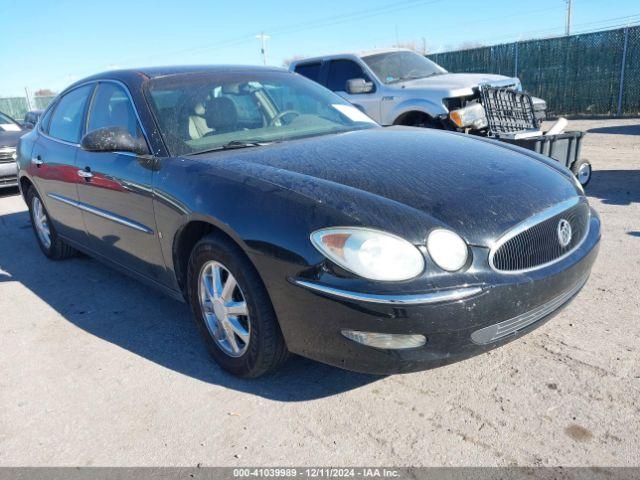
[1,0,639,96]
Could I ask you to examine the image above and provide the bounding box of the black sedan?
[15,66,600,377]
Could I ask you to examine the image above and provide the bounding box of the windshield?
[362,51,447,84]
[146,71,378,156]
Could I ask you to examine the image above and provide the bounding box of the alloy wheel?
[198,260,251,357]
[32,196,52,250]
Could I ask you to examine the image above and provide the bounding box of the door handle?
[77,168,93,179]
[31,155,43,167]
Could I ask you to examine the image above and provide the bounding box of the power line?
[115,0,444,66]
[463,12,640,46]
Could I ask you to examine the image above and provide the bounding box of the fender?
[384,98,448,126]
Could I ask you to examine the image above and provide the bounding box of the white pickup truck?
[290,48,547,133]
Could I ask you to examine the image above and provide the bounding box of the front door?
[326,59,381,122]
[75,81,164,279]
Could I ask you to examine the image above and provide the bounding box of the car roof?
[290,48,413,66]
[64,65,290,93]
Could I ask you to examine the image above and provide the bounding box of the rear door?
[30,84,94,241]
[293,62,324,85]
[75,81,165,279]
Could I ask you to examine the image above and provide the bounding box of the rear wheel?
[571,158,592,187]
[27,187,76,260]
[187,234,288,378]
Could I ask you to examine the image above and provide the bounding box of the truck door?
[325,59,381,123]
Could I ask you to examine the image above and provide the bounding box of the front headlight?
[310,227,425,281]
[427,229,469,272]
[449,103,488,130]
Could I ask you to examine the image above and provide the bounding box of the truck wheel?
[394,111,440,129]
[187,233,289,378]
[571,159,592,187]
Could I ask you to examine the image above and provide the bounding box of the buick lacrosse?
[16,66,600,377]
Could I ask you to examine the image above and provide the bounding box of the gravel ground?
[0,118,638,467]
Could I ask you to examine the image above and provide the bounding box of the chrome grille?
[490,199,590,273]
[0,147,16,164]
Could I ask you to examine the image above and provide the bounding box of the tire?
[394,112,441,129]
[26,187,76,260]
[187,233,288,378]
[571,158,592,187]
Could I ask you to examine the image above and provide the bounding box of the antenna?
[565,0,573,36]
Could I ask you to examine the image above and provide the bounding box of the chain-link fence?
[0,96,55,122]
[429,26,640,117]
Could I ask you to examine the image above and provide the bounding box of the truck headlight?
[449,103,488,130]
[311,227,425,281]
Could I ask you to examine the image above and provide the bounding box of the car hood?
[0,130,24,148]
[194,127,579,246]
[395,73,520,94]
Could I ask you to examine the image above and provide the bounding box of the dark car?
[0,111,24,189]
[16,66,600,377]
[23,109,45,129]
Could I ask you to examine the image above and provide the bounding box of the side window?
[326,60,369,92]
[48,85,93,143]
[87,82,144,140]
[39,105,55,133]
[294,62,322,83]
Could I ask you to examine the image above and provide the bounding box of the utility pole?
[565,0,572,36]
[255,32,270,65]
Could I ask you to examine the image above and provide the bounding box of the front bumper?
[0,161,18,188]
[278,212,600,375]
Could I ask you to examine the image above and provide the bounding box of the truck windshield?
[146,70,378,156]
[362,51,447,84]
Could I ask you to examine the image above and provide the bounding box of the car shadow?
[0,209,380,402]
[586,170,640,206]
[587,124,640,136]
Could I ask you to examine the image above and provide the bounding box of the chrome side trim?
[488,197,590,275]
[291,279,483,305]
[47,193,154,234]
[471,274,589,345]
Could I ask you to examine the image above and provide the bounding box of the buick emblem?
[557,219,572,247]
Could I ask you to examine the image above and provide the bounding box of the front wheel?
[26,187,76,260]
[187,234,288,378]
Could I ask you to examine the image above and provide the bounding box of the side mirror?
[346,78,374,94]
[81,126,149,156]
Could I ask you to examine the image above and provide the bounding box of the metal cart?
[480,86,592,187]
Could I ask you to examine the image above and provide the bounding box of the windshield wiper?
[221,139,277,149]
[388,72,444,84]
[188,139,278,156]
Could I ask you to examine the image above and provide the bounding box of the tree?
[34,89,56,97]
